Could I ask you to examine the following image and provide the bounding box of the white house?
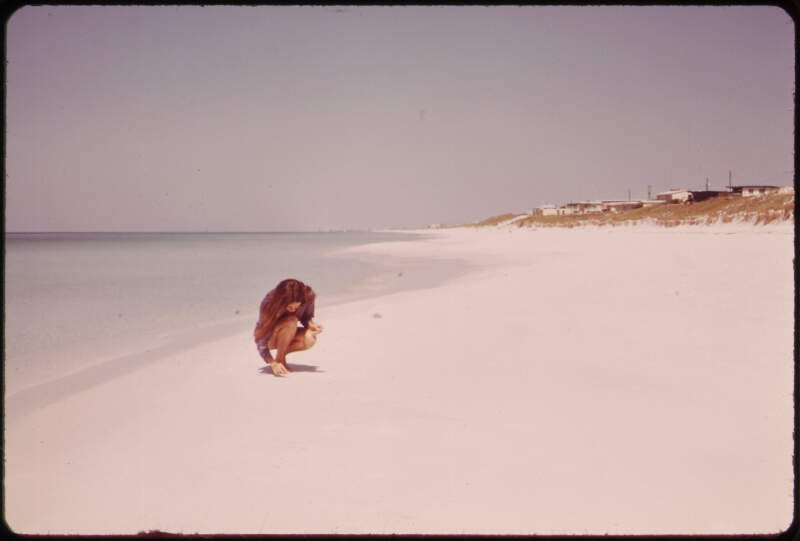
[655,189,693,203]
[557,201,606,215]
[576,201,606,214]
[739,185,780,197]
[534,204,558,216]
[640,199,668,208]
[602,200,644,213]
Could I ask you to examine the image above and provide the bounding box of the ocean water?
[4,231,465,394]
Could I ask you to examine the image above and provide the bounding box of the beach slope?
[4,224,794,535]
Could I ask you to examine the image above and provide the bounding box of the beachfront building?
[687,190,726,202]
[557,201,605,216]
[656,189,693,203]
[730,185,781,197]
[640,199,668,208]
[602,200,644,213]
[532,204,558,216]
[579,201,606,214]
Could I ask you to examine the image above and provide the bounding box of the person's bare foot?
[269,361,289,377]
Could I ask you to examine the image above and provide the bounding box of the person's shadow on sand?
[259,364,323,376]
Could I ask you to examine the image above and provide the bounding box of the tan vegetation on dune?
[468,192,794,229]
[470,213,526,227]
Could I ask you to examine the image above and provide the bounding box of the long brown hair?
[254,278,311,344]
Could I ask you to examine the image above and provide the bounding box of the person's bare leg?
[268,316,299,376]
[266,318,319,376]
[303,328,318,350]
[279,328,318,367]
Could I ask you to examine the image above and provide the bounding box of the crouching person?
[254,278,323,377]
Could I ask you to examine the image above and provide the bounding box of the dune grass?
[470,213,529,227]
[467,192,794,229]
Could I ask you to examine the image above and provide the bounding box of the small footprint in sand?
[373,313,383,319]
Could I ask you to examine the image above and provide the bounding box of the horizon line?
[3,228,420,235]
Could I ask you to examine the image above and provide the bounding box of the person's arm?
[304,299,324,333]
[256,338,274,363]
[255,290,276,362]
[299,290,317,329]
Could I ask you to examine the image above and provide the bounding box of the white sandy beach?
[4,223,795,535]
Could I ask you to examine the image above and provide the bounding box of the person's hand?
[269,361,290,377]
[308,321,324,333]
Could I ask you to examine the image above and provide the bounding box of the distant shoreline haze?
[4,230,468,396]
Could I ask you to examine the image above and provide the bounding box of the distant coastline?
[465,189,794,229]
[4,229,381,235]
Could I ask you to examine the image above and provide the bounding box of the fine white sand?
[4,223,794,535]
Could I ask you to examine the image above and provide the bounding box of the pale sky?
[4,5,795,231]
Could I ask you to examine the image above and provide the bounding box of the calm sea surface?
[4,231,464,393]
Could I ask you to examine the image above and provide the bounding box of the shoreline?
[4,225,794,535]
[4,230,473,420]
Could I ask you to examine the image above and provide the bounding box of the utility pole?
[728,170,732,191]
[628,188,631,201]
[705,177,709,191]
[647,185,652,200]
